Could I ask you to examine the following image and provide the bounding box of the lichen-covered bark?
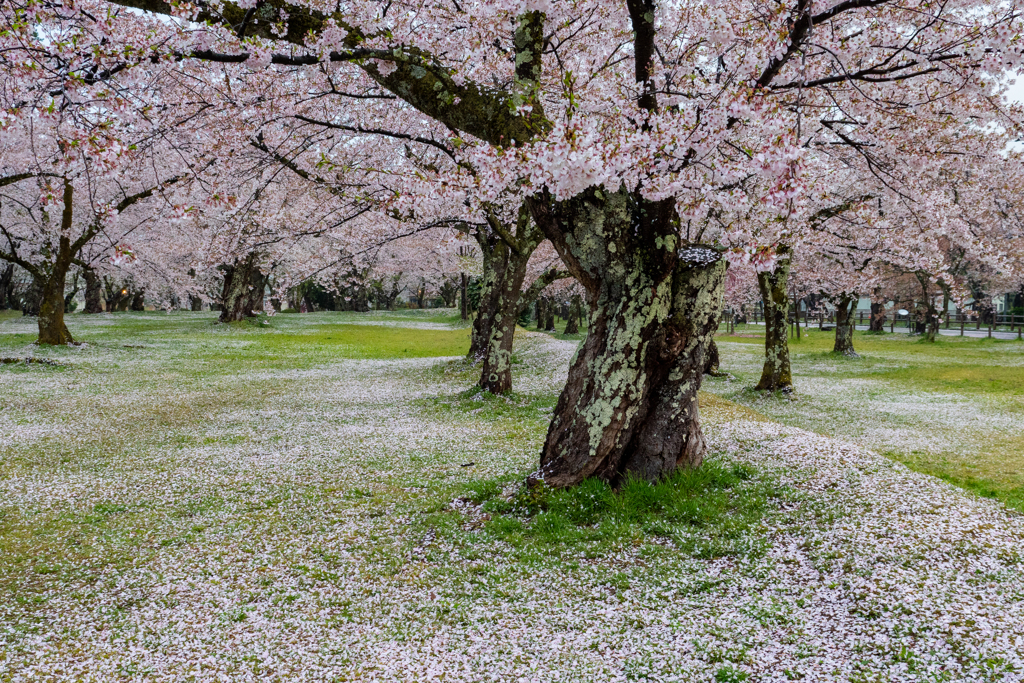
[527,187,725,488]
[219,253,266,323]
[833,293,859,357]
[755,246,793,392]
[470,235,529,394]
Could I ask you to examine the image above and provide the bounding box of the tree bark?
[130,289,145,311]
[219,253,266,322]
[755,246,793,392]
[832,293,859,357]
[563,294,582,334]
[527,188,727,488]
[916,272,940,342]
[36,237,74,345]
[703,339,722,376]
[869,299,886,332]
[83,268,103,313]
[0,264,14,310]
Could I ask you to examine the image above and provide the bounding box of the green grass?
[457,459,774,560]
[707,325,1024,512]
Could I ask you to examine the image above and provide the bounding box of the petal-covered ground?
[1,312,1022,682]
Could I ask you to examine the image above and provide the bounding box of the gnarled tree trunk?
[219,254,266,323]
[528,188,727,488]
[833,294,859,357]
[755,246,793,391]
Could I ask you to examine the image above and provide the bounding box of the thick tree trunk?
[528,188,726,488]
[36,237,74,346]
[869,300,886,332]
[755,246,793,392]
[833,293,859,357]
[219,254,266,323]
[83,268,103,313]
[130,290,145,311]
[190,295,204,311]
[535,296,547,330]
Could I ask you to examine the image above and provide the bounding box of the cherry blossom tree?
[24,0,1024,485]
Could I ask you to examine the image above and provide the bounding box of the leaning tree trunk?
[219,254,266,323]
[36,237,74,346]
[527,188,727,488]
[755,246,793,391]
[83,268,103,313]
[833,294,859,357]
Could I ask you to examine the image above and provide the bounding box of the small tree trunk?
[916,273,940,342]
[703,338,722,376]
[460,272,468,320]
[219,254,266,323]
[535,296,547,330]
[544,298,556,331]
[83,268,103,313]
[755,246,793,392]
[36,237,74,346]
[869,300,886,332]
[833,294,859,357]
[0,264,13,310]
[563,295,581,334]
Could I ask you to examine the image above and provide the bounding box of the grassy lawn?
[705,325,1024,511]
[2,311,1023,681]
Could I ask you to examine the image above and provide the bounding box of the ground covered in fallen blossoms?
[1,311,1023,682]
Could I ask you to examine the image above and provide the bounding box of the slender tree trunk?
[833,293,859,357]
[0,264,12,310]
[544,299,556,331]
[36,237,74,345]
[755,246,793,392]
[460,272,468,320]
[916,273,940,342]
[528,188,727,487]
[83,268,103,313]
[563,294,581,334]
[219,254,266,323]
[535,296,547,330]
